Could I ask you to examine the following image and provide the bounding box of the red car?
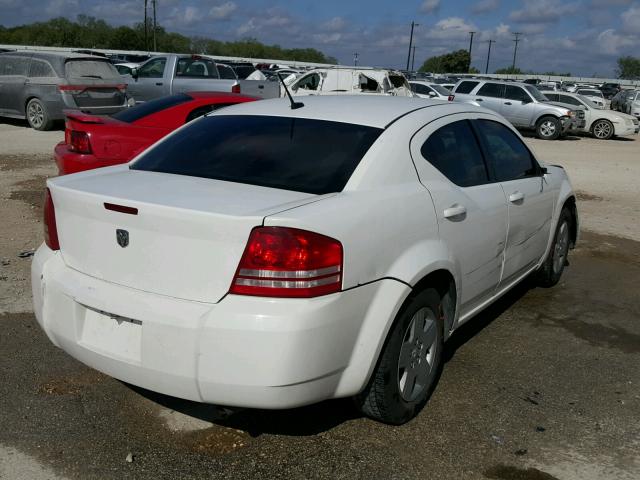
[55,92,257,175]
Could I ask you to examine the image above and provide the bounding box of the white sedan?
[409,81,451,99]
[32,96,578,425]
[541,91,639,139]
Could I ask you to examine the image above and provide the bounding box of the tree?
[616,56,640,79]
[469,66,480,74]
[419,49,470,73]
[494,66,522,75]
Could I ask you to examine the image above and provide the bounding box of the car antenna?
[278,73,304,110]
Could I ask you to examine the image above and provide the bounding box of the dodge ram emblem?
[116,229,129,248]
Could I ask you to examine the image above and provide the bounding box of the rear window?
[113,94,191,123]
[454,81,479,94]
[65,60,121,81]
[131,115,383,195]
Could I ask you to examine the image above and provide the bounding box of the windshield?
[525,85,547,102]
[430,84,451,95]
[64,60,121,80]
[131,115,383,195]
[576,95,601,109]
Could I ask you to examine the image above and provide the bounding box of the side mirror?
[130,68,138,79]
[428,91,437,98]
[540,166,548,176]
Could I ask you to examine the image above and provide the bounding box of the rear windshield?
[65,60,121,81]
[454,81,479,94]
[131,115,383,194]
[113,94,191,123]
[430,84,451,95]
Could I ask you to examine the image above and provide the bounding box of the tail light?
[44,188,60,251]
[448,94,455,101]
[230,227,343,298]
[231,84,241,94]
[59,84,126,94]
[67,130,92,154]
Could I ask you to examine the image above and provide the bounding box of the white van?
[286,68,414,97]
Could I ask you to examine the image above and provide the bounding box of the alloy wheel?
[27,102,44,129]
[553,221,570,275]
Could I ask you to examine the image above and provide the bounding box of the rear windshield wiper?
[80,75,103,79]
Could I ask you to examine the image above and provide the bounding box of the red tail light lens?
[68,130,92,154]
[448,94,455,101]
[230,227,343,298]
[231,84,241,94]
[44,188,60,251]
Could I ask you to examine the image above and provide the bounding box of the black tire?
[536,208,572,288]
[591,119,614,140]
[356,288,444,425]
[535,116,561,140]
[25,98,54,131]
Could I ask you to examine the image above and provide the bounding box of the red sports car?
[55,92,257,175]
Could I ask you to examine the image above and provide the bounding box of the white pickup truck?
[126,54,280,102]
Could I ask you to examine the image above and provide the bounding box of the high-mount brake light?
[230,227,343,298]
[44,188,60,251]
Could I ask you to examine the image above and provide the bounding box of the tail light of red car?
[231,84,241,94]
[230,227,343,298]
[65,128,92,154]
[44,188,60,251]
[448,94,455,101]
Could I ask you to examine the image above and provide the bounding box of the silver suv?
[450,79,576,140]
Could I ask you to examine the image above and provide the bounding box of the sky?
[1,0,640,77]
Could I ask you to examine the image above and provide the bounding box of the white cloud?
[472,0,500,14]
[323,16,347,32]
[621,4,640,33]
[420,0,440,13]
[509,0,580,24]
[209,2,236,20]
[596,28,636,54]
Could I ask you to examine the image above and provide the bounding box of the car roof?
[0,50,109,61]
[209,95,482,129]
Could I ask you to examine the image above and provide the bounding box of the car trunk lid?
[63,59,127,108]
[49,168,322,303]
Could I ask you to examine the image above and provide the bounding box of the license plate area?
[79,305,142,364]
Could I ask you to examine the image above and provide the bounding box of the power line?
[512,32,522,70]
[485,39,495,74]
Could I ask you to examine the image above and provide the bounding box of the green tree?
[494,66,522,75]
[616,56,640,79]
[419,49,470,74]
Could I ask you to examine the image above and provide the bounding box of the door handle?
[443,204,467,219]
[475,98,483,102]
[155,82,163,86]
[258,85,264,89]
[504,102,512,105]
[509,191,525,203]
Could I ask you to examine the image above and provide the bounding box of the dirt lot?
[1,120,639,480]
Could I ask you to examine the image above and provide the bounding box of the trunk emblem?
[116,229,129,248]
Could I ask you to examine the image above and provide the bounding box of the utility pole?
[411,46,416,71]
[512,32,522,70]
[353,52,359,66]
[485,40,495,74]
[144,0,148,51]
[152,0,157,51]
[467,31,475,73]
[406,21,419,71]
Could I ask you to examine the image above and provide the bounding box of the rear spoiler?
[63,110,105,124]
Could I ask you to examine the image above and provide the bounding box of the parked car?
[450,79,577,139]
[622,90,640,118]
[54,92,257,175]
[287,68,413,97]
[409,81,451,99]
[575,88,605,108]
[610,89,635,111]
[541,91,639,139]
[33,96,578,425]
[0,51,132,130]
[126,54,279,102]
[599,83,621,99]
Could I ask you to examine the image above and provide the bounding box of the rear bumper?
[54,142,124,175]
[31,245,408,409]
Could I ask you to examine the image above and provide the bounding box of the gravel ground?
[0,120,639,480]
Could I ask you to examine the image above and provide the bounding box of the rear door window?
[477,83,505,98]
[0,56,30,76]
[29,59,55,78]
[420,120,489,187]
[131,116,383,195]
[454,81,479,94]
[474,120,539,181]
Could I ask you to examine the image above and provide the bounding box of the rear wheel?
[536,208,572,287]
[536,116,561,140]
[26,98,54,131]
[592,119,614,140]
[356,288,444,425]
